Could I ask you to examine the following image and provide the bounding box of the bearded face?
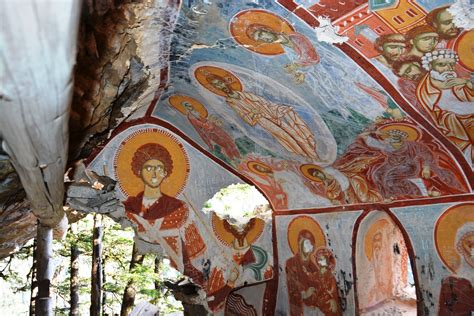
[397,62,424,81]
[434,10,460,39]
[382,42,406,62]
[430,57,457,81]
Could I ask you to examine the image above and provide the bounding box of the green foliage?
[0,214,183,314]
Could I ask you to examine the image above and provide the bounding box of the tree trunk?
[29,237,38,316]
[70,222,80,316]
[120,243,144,316]
[36,223,54,315]
[154,256,161,291]
[102,256,107,316]
[90,214,103,316]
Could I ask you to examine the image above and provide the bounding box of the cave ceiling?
[81,0,474,211]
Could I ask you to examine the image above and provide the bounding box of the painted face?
[317,254,328,267]
[254,164,271,174]
[301,238,314,255]
[397,62,423,81]
[253,29,278,43]
[387,133,404,147]
[310,169,326,180]
[182,101,194,112]
[459,232,474,268]
[434,10,460,39]
[382,42,406,61]
[413,32,439,52]
[431,57,457,74]
[210,78,231,94]
[372,232,383,253]
[140,159,167,188]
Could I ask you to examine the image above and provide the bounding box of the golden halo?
[230,9,295,56]
[168,95,208,118]
[364,219,390,262]
[247,161,273,176]
[454,30,474,72]
[434,203,474,273]
[300,164,326,183]
[287,216,325,255]
[211,213,265,247]
[194,66,243,97]
[378,123,421,142]
[114,128,190,198]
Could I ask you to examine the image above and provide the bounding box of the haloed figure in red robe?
[122,143,205,271]
[286,230,342,316]
[247,24,320,84]
[123,143,189,226]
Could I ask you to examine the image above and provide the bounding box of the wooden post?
[0,0,82,228]
[90,214,103,316]
[36,223,54,315]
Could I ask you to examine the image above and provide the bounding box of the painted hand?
[422,165,431,179]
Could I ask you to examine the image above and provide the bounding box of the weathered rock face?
[0,200,36,259]
[70,0,150,159]
[0,150,24,206]
[0,147,36,259]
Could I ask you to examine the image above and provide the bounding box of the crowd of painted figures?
[373,5,474,165]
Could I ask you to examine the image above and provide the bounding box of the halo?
[211,213,265,247]
[453,30,474,72]
[230,9,295,56]
[434,203,474,273]
[194,65,243,97]
[114,128,190,198]
[378,123,421,142]
[287,216,326,255]
[300,164,325,182]
[168,95,208,118]
[364,219,390,261]
[247,161,273,176]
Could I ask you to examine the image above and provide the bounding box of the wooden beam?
[0,0,82,227]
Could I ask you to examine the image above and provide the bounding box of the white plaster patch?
[448,0,474,30]
[314,16,349,44]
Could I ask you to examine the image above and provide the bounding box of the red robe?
[439,276,474,315]
[123,192,188,229]
[288,33,320,67]
[286,254,342,316]
[187,113,241,160]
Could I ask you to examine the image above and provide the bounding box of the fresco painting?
[151,1,470,211]
[327,0,474,168]
[225,282,270,316]
[392,202,474,314]
[76,0,473,313]
[88,124,274,313]
[355,211,416,314]
[230,9,320,84]
[276,211,361,315]
[434,203,474,315]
